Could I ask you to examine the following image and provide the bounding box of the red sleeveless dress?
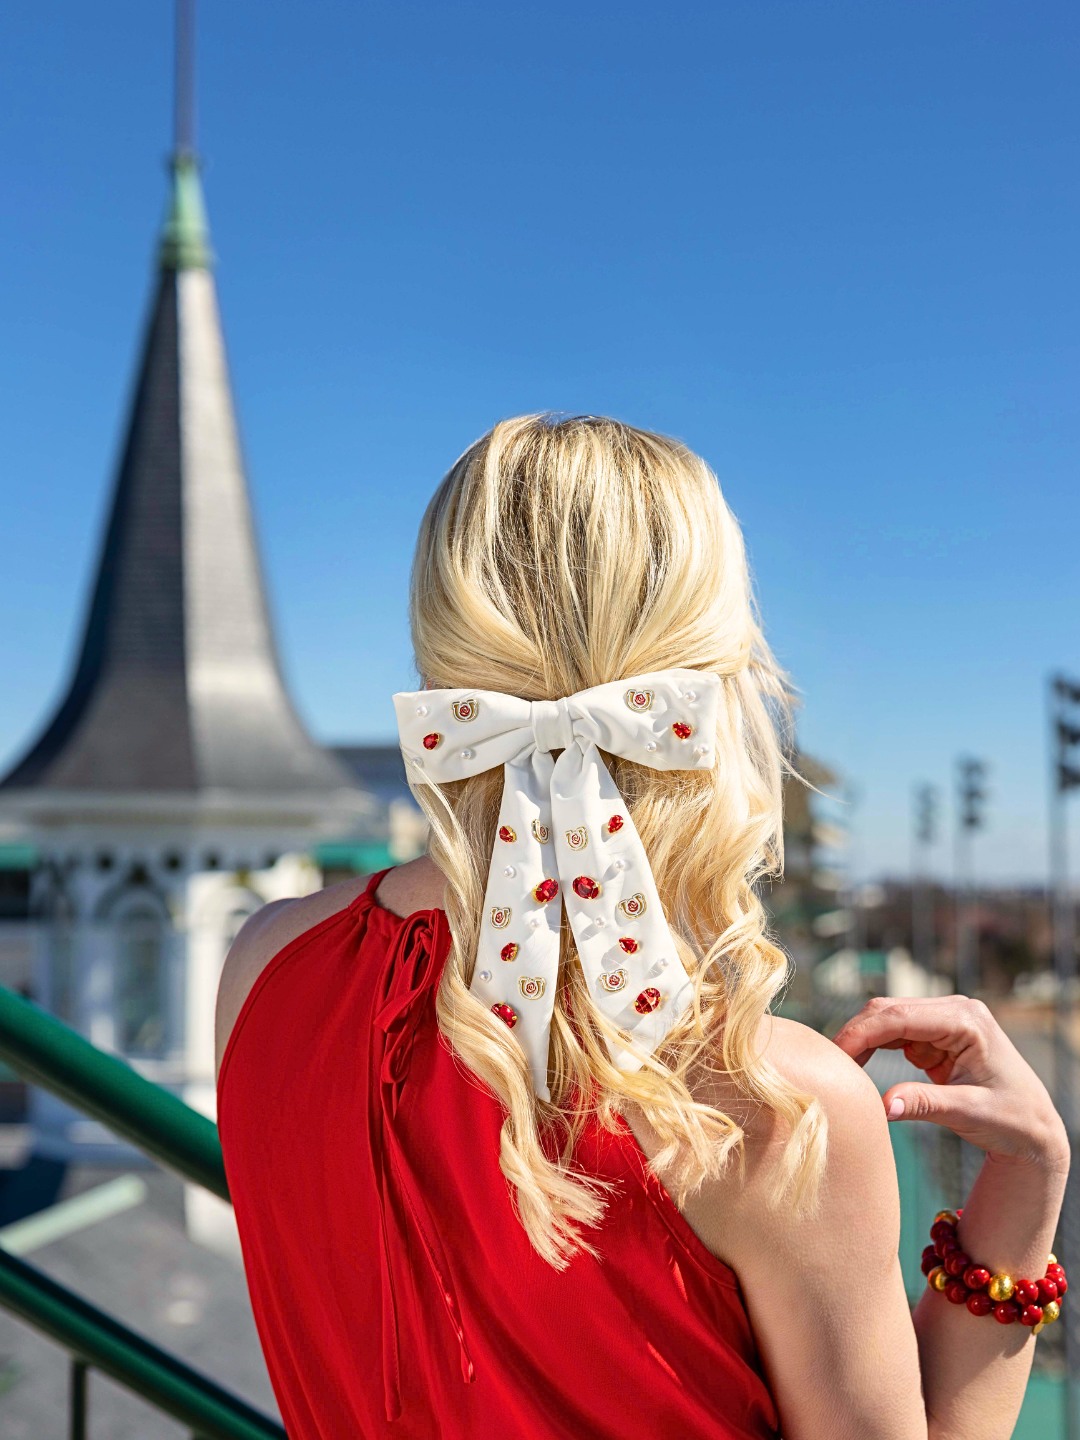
[218,874,779,1440]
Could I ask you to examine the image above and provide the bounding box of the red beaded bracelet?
[921,1210,1066,1335]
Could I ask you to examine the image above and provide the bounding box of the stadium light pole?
[1049,674,1080,1439]
[911,784,938,972]
[954,758,989,999]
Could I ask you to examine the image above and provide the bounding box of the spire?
[0,2,352,802]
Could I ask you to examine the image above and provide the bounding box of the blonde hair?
[409,414,824,1266]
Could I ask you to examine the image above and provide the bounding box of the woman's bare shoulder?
[213,857,446,1076]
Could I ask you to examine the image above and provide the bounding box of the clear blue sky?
[1,1,1078,882]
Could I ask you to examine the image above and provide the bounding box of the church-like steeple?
[0,4,351,799]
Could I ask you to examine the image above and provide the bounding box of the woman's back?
[217,873,779,1440]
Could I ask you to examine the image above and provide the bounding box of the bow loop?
[530,697,576,754]
[394,670,721,1099]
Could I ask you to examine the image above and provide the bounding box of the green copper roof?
[158,152,213,271]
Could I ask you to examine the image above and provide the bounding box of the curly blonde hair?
[408,414,824,1266]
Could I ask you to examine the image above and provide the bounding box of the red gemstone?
[993,1301,1021,1325]
[606,814,624,834]
[930,1220,957,1244]
[498,825,516,843]
[533,878,559,904]
[1020,1305,1044,1327]
[491,1002,518,1029]
[634,987,662,1015]
[1013,1279,1040,1307]
[422,732,442,750]
[1037,1277,1059,1304]
[500,942,519,963]
[963,1267,991,1291]
[966,1292,994,1317]
[572,876,601,900]
[618,936,639,954]
[944,1251,971,1277]
[945,1281,969,1306]
[671,721,693,740]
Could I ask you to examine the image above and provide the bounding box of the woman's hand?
[832,995,1069,1171]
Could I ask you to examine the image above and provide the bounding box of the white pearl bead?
[693,744,709,756]
[415,705,429,716]
[594,917,607,928]
[460,748,474,760]
[645,741,658,753]
[479,970,491,982]
[411,757,424,768]
[527,916,541,929]
[683,690,697,703]
[503,865,516,878]
[613,858,627,871]
[657,957,669,969]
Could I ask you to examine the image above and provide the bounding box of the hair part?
[409,413,825,1266]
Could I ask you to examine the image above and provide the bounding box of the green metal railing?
[0,986,285,1438]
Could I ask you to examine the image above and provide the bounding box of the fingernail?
[887,1098,905,1120]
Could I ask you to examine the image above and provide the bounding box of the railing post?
[70,1357,88,1440]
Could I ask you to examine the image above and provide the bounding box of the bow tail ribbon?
[478,752,561,1100]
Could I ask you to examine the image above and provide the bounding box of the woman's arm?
[632,999,1067,1440]
[833,996,1070,1440]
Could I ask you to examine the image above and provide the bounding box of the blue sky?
[1,1,1078,882]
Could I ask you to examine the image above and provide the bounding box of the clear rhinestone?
[415,705,429,716]
[645,741,658,753]
[503,865,516,878]
[460,748,474,760]
[479,970,491,982]
[411,757,424,768]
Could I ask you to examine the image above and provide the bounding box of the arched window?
[115,904,166,1057]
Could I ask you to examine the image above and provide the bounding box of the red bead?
[930,1220,957,1244]
[967,1292,994,1317]
[1013,1279,1040,1307]
[1055,1275,1069,1296]
[993,1301,1021,1325]
[672,721,693,739]
[921,1253,938,1277]
[1047,1263,1065,1278]
[1037,1277,1059,1305]
[498,825,516,843]
[572,875,601,900]
[944,1251,971,1277]
[422,732,442,750]
[618,936,639,954]
[945,1281,969,1305]
[491,1002,518,1028]
[500,942,519,963]
[935,1236,960,1259]
[963,1267,991,1291]
[532,879,559,903]
[1020,1304,1044,1327]
[605,815,624,834]
[634,987,662,1015]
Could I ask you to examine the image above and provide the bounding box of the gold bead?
[1043,1300,1061,1324]
[1032,1321,1045,1336]
[934,1210,960,1227]
[928,1266,949,1292]
[987,1273,1015,1302]
[1048,1253,1057,1266]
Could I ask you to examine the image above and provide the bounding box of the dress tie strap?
[371,908,474,1421]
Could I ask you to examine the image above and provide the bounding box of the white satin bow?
[393,671,720,1100]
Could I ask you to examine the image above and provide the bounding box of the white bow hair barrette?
[394,671,721,1100]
